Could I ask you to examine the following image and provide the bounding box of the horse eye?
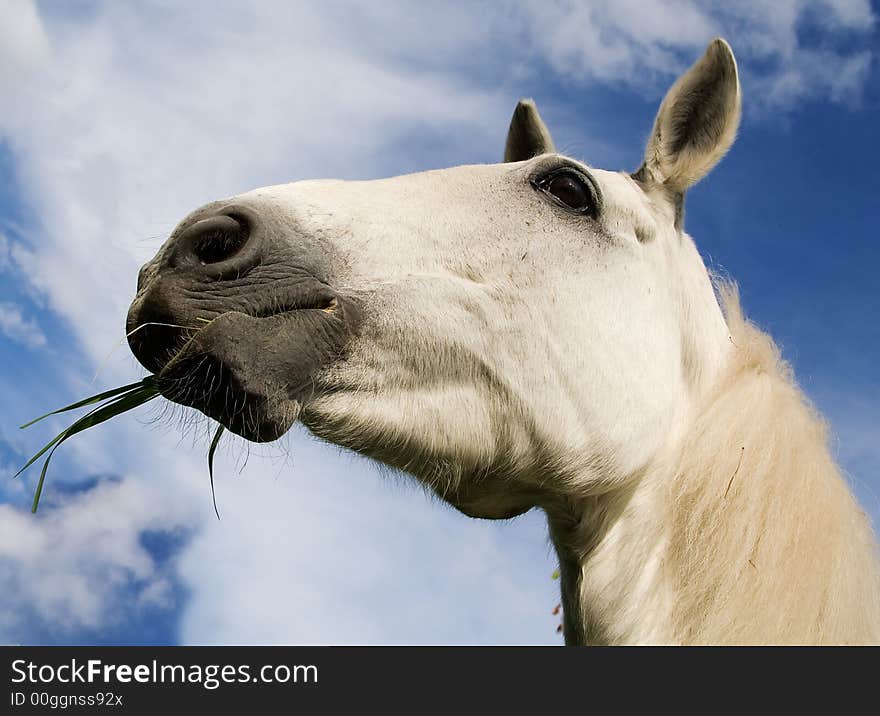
[535,169,596,215]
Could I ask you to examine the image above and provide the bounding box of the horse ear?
[504,99,556,162]
[637,38,741,193]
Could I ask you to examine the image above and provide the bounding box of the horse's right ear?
[637,38,741,193]
[504,99,555,162]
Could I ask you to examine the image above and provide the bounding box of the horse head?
[128,39,740,520]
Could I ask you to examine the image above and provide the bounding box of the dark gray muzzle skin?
[127,200,362,442]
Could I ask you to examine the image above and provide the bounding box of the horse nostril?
[177,214,250,267]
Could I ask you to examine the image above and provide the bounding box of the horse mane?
[667,282,880,644]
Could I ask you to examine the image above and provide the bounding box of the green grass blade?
[208,423,225,520]
[15,385,157,478]
[14,430,67,478]
[14,396,122,478]
[27,386,161,513]
[19,378,157,429]
[30,447,55,514]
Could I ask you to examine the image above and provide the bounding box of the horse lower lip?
[151,297,362,441]
[156,353,298,442]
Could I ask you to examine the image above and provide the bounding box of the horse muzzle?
[126,200,363,442]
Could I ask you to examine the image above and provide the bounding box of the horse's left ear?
[637,38,741,193]
[504,99,555,162]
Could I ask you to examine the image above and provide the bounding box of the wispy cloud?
[513,0,875,108]
[0,233,10,272]
[1,417,560,645]
[0,473,196,641]
[0,301,47,348]
[0,0,49,97]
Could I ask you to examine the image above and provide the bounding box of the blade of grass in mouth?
[16,316,229,513]
[17,383,161,512]
[19,378,157,429]
[208,423,225,520]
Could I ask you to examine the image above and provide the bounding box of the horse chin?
[154,302,362,442]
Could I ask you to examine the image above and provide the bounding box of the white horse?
[127,39,880,645]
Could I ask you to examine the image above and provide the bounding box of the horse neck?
[548,290,880,645]
[547,467,676,645]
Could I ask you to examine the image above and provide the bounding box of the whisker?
[91,321,201,385]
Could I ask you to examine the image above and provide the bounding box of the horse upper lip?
[247,292,339,319]
[127,278,341,375]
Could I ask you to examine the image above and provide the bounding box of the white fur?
[176,39,879,643]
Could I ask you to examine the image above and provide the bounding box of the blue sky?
[0,1,877,645]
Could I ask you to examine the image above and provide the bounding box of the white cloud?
[0,466,198,640]
[177,435,559,645]
[0,0,874,645]
[0,0,49,95]
[1,416,560,645]
[0,301,47,348]
[0,233,10,271]
[513,0,875,108]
